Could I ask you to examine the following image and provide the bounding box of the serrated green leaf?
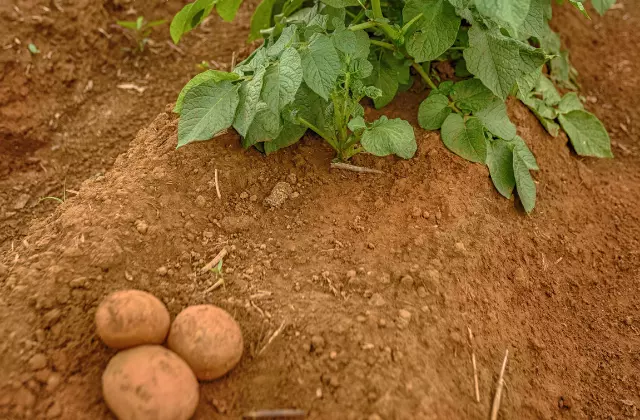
[513,152,536,213]
[216,0,243,22]
[464,25,547,99]
[591,0,615,15]
[361,116,417,159]
[486,139,516,198]
[174,70,240,114]
[178,80,240,147]
[475,99,517,140]
[301,34,341,100]
[558,110,613,158]
[441,114,487,163]
[451,79,497,113]
[233,66,266,137]
[512,136,539,170]
[557,92,584,114]
[403,0,461,63]
[263,47,303,112]
[250,0,277,41]
[418,93,452,130]
[475,0,531,30]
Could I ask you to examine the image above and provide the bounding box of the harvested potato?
[167,305,243,380]
[102,345,199,420]
[95,289,170,349]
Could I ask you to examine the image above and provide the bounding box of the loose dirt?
[1,1,639,420]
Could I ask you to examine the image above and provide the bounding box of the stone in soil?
[264,182,293,208]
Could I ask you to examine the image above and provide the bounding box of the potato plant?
[170,0,615,212]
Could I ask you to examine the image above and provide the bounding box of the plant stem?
[349,21,378,31]
[370,39,395,50]
[401,13,423,36]
[370,0,399,41]
[297,116,338,151]
[449,102,463,113]
[411,62,437,90]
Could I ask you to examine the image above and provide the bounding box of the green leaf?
[233,66,266,137]
[117,21,139,30]
[178,80,240,147]
[440,114,487,163]
[263,47,303,112]
[351,30,371,59]
[591,0,615,15]
[361,117,417,159]
[319,0,359,6]
[174,70,240,114]
[27,43,40,54]
[513,152,536,213]
[216,0,243,22]
[519,0,545,39]
[403,0,461,63]
[250,0,277,41]
[348,116,367,132]
[536,76,562,106]
[267,25,298,57]
[170,0,216,44]
[333,29,357,55]
[450,79,497,113]
[264,122,307,154]
[301,34,341,100]
[512,136,539,170]
[557,92,584,114]
[418,93,452,130]
[486,139,516,198]
[366,51,406,109]
[464,25,547,99]
[243,107,282,147]
[558,110,613,158]
[475,99,517,140]
[475,0,531,30]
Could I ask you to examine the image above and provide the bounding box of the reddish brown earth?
[1,1,639,420]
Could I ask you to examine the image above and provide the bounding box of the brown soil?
[1,1,640,420]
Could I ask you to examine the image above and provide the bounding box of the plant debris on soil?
[1,1,640,420]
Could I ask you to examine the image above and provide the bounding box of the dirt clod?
[28,354,47,371]
[264,182,293,208]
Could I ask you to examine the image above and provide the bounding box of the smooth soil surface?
[1,1,639,419]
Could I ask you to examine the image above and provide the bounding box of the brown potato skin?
[167,305,243,380]
[95,290,170,349]
[102,345,199,420]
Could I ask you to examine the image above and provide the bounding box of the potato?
[167,305,243,380]
[95,289,170,349]
[102,345,199,420]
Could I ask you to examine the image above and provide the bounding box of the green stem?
[401,12,423,36]
[297,116,338,151]
[449,102,462,113]
[370,0,399,41]
[411,62,437,90]
[349,21,378,31]
[370,39,395,50]
[350,8,366,25]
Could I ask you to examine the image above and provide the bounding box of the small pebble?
[356,315,366,323]
[417,287,427,298]
[134,220,148,234]
[28,354,47,371]
[311,335,325,351]
[398,309,412,320]
[369,293,386,307]
[156,266,168,276]
[195,195,206,208]
[400,275,414,288]
[239,192,249,200]
[346,270,357,280]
